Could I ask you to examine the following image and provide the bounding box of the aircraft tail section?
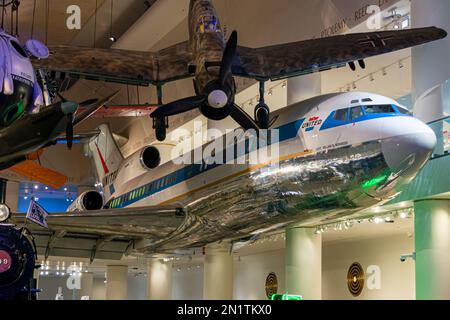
[88,124,124,182]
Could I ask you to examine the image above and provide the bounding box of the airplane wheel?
[255,104,270,129]
[155,117,166,142]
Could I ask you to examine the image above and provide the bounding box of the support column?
[147,259,173,300]
[203,242,233,300]
[106,265,128,300]
[411,0,450,154]
[285,227,322,300]
[79,272,94,299]
[287,74,322,106]
[414,200,450,300]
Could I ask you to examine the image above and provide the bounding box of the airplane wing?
[9,160,67,189]
[232,27,447,81]
[32,41,193,86]
[11,206,187,260]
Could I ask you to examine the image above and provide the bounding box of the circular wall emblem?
[265,272,278,299]
[347,262,365,297]
[0,250,12,273]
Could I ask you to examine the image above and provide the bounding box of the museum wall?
[233,249,286,300]
[172,265,204,300]
[127,275,148,300]
[92,277,106,300]
[322,234,415,300]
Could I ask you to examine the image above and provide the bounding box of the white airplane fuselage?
[84,92,435,248]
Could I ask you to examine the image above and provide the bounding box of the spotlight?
[0,204,11,223]
[282,81,287,88]
[34,185,39,190]
[64,187,68,191]
[400,211,408,219]
[45,186,49,190]
[374,217,383,224]
[109,36,117,42]
[268,89,273,96]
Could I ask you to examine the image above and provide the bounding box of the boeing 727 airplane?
[13,91,437,256]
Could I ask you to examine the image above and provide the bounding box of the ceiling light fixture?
[109,0,116,42]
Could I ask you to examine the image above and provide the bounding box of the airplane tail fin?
[87,124,124,183]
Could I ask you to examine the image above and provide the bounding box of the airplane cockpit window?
[350,106,364,121]
[333,108,348,122]
[364,104,396,114]
[197,15,221,34]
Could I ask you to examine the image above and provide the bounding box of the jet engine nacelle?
[110,146,164,192]
[67,190,104,212]
[137,146,161,170]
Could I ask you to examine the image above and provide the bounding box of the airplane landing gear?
[255,81,270,129]
[154,117,167,142]
[255,103,270,130]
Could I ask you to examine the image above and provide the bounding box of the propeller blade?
[228,103,260,131]
[57,92,68,103]
[151,95,206,118]
[66,113,74,150]
[219,30,238,86]
[73,90,120,127]
[79,98,99,107]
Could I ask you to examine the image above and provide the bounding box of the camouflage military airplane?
[34,0,447,141]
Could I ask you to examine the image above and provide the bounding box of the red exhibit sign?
[0,250,12,273]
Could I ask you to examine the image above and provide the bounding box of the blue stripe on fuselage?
[106,118,305,209]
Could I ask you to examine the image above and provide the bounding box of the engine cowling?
[139,146,161,170]
[67,190,104,212]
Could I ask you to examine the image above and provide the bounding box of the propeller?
[57,92,76,150]
[219,30,237,86]
[66,113,74,150]
[151,30,260,138]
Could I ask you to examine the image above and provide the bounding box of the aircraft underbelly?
[133,140,397,253]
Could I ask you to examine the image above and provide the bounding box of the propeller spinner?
[151,31,261,141]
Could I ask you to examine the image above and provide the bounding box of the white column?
[415,200,450,300]
[147,259,173,300]
[411,0,450,154]
[203,242,233,300]
[285,227,322,300]
[79,272,94,299]
[106,265,128,300]
[287,74,322,106]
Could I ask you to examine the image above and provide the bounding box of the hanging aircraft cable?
[1,0,5,30]
[11,0,18,37]
[45,0,49,45]
[30,0,37,39]
[93,0,98,47]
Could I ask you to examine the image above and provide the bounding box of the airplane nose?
[381,125,436,179]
